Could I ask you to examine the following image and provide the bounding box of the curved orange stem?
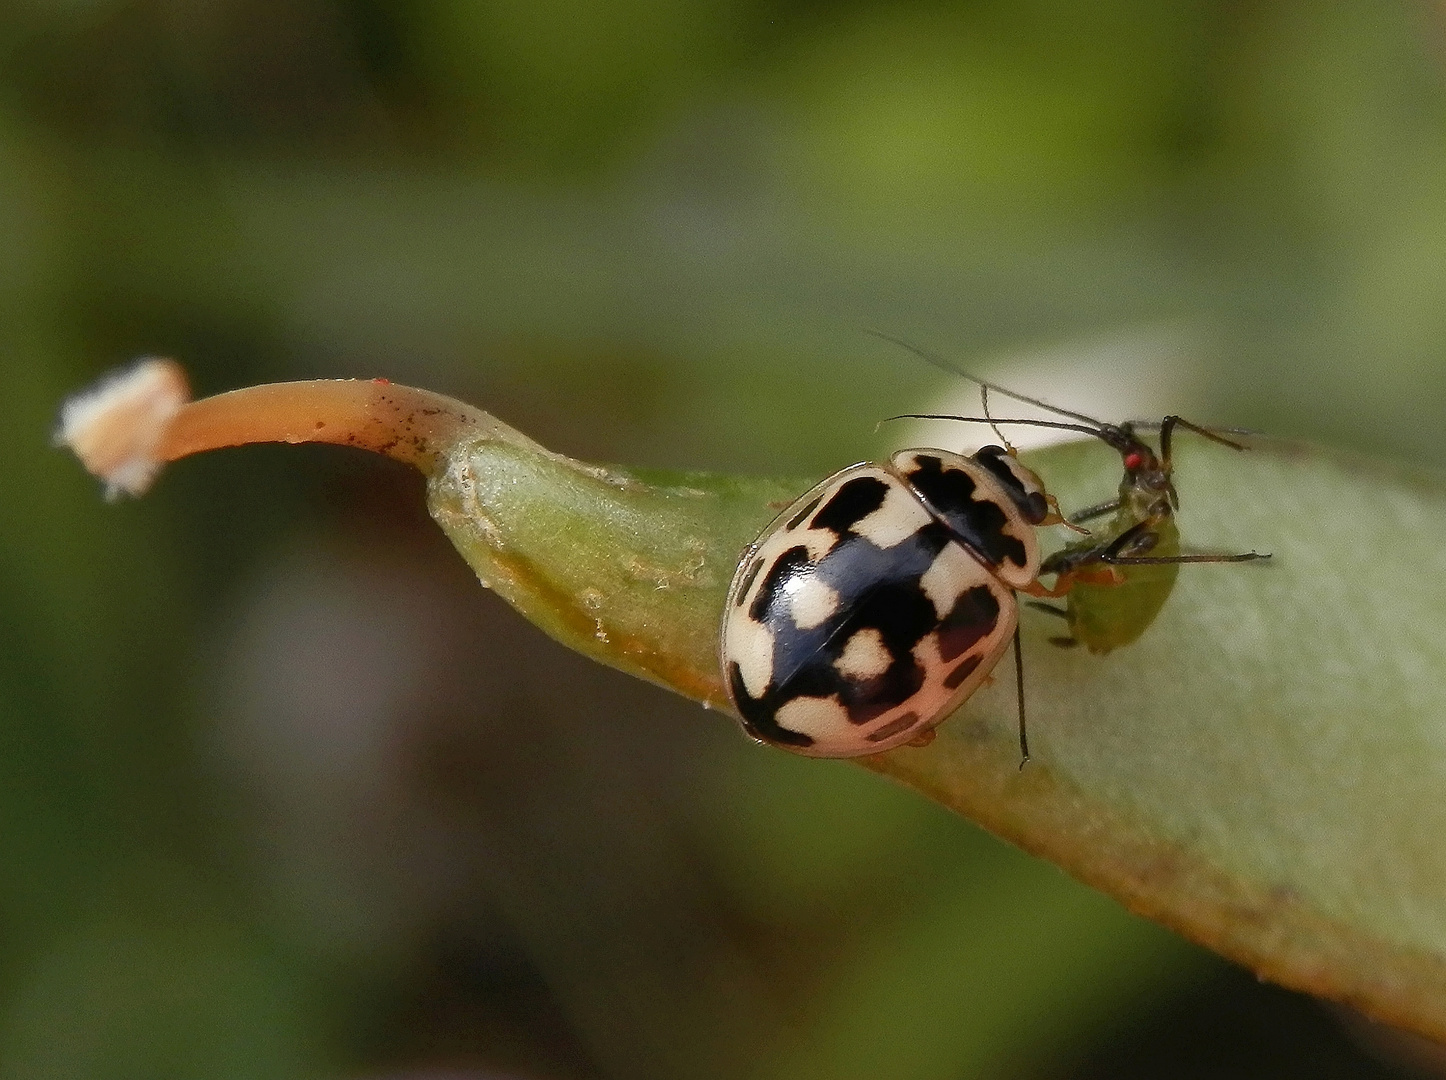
[59,360,540,498]
[160,378,499,473]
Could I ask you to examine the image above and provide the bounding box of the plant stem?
[59,360,547,497]
[160,378,536,475]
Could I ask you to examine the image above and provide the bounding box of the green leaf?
[427,440,811,704]
[427,422,1446,1041]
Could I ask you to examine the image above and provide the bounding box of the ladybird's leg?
[1039,547,1093,577]
[1022,569,1123,597]
[1040,493,1091,534]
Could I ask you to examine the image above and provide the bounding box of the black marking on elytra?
[900,454,1028,570]
[811,475,889,536]
[786,493,824,531]
[734,556,764,606]
[730,663,814,748]
[943,654,983,690]
[748,545,811,623]
[974,445,1049,524]
[936,585,1001,661]
[730,519,974,739]
[866,712,920,743]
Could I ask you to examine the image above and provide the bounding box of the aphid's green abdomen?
[1065,516,1180,654]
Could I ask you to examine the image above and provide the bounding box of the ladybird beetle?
[721,338,1269,761]
[720,444,1057,759]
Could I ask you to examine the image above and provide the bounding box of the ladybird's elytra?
[721,449,1047,757]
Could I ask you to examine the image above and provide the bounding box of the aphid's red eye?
[1123,452,1145,471]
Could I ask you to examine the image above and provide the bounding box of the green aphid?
[1045,514,1180,654]
[1030,412,1274,653]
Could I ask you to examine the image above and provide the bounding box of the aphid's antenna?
[866,329,1109,431]
[882,413,1105,439]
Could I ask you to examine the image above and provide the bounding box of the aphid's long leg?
[1160,414,1250,458]
[1156,417,1183,510]
[1104,551,1270,565]
[1068,497,1121,524]
[1025,600,1079,648]
[1039,522,1149,578]
[1130,416,1252,450]
[1091,520,1270,566]
[1013,625,1029,768]
[1159,415,1252,509]
[1154,414,1255,510]
[1128,418,1257,438]
[1045,520,1270,572]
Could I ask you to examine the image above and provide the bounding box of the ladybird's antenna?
[980,387,1014,451]
[865,329,1110,431]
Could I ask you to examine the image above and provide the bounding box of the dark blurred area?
[2,0,1445,1077]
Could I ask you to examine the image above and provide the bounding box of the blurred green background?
[3,0,1446,1076]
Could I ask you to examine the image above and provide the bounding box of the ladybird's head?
[972,444,1050,524]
